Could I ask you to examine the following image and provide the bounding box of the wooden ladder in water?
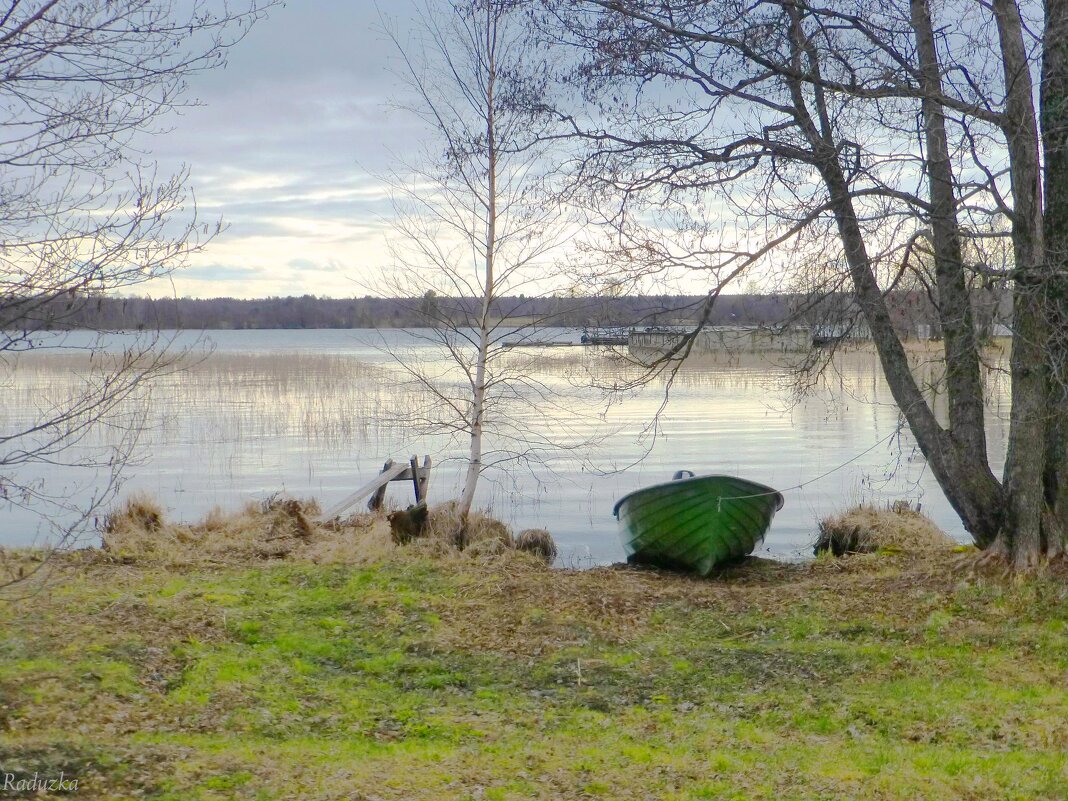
[320,455,431,520]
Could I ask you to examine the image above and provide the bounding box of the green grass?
[1,553,1066,799]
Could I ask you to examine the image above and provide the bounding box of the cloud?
[180,264,266,281]
[287,258,345,273]
[132,0,425,298]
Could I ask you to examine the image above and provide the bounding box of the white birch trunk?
[456,3,497,532]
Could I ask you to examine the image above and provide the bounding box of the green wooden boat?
[613,471,784,575]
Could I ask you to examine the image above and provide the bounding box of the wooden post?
[368,459,395,511]
[419,455,432,500]
[409,455,422,502]
[317,455,434,521]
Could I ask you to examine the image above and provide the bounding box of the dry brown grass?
[428,502,514,545]
[515,528,557,564]
[814,501,955,556]
[101,493,387,566]
[0,547,49,586]
[97,494,553,569]
[425,549,966,659]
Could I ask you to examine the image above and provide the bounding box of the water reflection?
[2,329,1011,564]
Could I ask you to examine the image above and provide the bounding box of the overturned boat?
[613,471,784,576]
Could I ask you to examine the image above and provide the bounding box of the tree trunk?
[993,0,1051,566]
[782,4,1004,544]
[908,0,990,466]
[820,158,1005,543]
[1042,0,1068,554]
[456,3,499,543]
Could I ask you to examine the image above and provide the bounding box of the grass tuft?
[424,502,515,550]
[814,502,954,556]
[515,528,558,564]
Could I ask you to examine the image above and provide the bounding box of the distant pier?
[502,325,816,352]
[629,326,812,353]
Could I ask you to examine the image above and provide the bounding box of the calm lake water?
[2,328,1011,564]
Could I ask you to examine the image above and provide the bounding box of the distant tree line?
[7,289,1010,334]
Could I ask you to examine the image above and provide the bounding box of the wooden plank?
[368,459,401,511]
[320,460,407,520]
[419,455,432,500]
[410,455,422,503]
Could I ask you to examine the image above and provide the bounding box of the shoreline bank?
[2,538,1066,800]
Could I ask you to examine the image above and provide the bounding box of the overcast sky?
[141,0,426,299]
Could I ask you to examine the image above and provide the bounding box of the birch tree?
[384,0,572,541]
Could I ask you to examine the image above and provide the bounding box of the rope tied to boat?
[711,421,907,503]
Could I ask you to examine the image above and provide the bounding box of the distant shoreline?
[10,288,1009,336]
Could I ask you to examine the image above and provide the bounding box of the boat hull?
[613,474,784,576]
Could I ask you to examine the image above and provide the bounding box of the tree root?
[963,546,1014,580]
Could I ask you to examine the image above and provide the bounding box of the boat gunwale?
[612,473,785,518]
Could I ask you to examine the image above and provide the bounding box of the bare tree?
[539,0,1067,566]
[381,0,582,540]
[0,0,272,576]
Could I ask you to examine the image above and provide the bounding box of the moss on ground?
[1,550,1066,800]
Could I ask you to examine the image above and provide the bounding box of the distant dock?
[579,332,629,346]
[504,326,815,352]
[501,340,580,348]
[629,326,812,352]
